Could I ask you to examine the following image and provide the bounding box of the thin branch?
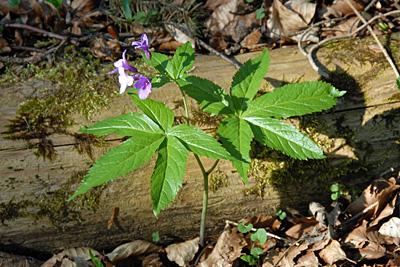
[5,23,68,41]
[196,38,242,69]
[345,0,400,78]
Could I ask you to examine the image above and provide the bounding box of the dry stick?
[301,10,400,78]
[5,23,67,41]
[225,220,290,242]
[345,0,400,78]
[196,39,242,69]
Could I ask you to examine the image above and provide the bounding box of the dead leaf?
[0,37,11,53]
[165,237,199,267]
[106,240,161,263]
[379,217,400,238]
[328,0,365,17]
[309,202,326,226]
[319,240,346,265]
[142,253,164,267]
[285,217,319,239]
[345,178,400,219]
[199,224,246,267]
[371,195,397,227]
[205,0,259,49]
[165,24,194,47]
[42,247,101,267]
[241,30,261,49]
[265,0,317,42]
[294,251,319,267]
[159,41,182,52]
[359,241,386,260]
[281,243,309,266]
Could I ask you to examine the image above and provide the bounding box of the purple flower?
[110,49,137,75]
[134,75,152,99]
[132,33,151,59]
[118,71,134,94]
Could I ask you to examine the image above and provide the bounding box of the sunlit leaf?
[79,112,163,137]
[131,94,174,130]
[218,117,253,183]
[245,116,324,159]
[69,134,164,200]
[245,81,345,118]
[151,137,188,215]
[169,124,233,160]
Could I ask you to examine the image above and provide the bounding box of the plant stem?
[180,90,190,123]
[178,87,220,246]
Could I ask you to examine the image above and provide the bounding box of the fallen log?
[0,37,399,255]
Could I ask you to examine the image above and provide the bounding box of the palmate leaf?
[244,116,324,160]
[151,136,188,216]
[69,133,165,200]
[218,117,253,183]
[79,112,163,137]
[131,94,174,130]
[230,49,270,110]
[245,81,346,118]
[169,124,233,160]
[144,52,174,78]
[169,42,195,80]
[180,76,232,115]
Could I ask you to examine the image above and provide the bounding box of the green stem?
[180,90,190,123]
[178,87,220,246]
[195,154,208,247]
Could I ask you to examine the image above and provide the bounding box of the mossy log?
[1,37,400,256]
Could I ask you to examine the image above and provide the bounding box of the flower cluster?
[111,33,152,99]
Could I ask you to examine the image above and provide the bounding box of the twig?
[5,23,68,41]
[0,40,66,64]
[196,39,242,69]
[345,0,400,78]
[353,10,400,35]
[225,220,290,242]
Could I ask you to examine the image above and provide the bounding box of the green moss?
[1,47,118,159]
[0,198,32,224]
[0,170,104,227]
[209,168,229,192]
[34,170,104,228]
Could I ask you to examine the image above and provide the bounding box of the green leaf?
[230,49,270,110]
[397,77,400,90]
[250,228,267,245]
[169,124,233,160]
[151,137,188,216]
[45,0,63,8]
[169,42,195,80]
[250,247,264,257]
[8,0,20,7]
[331,191,340,201]
[240,255,258,265]
[276,209,287,220]
[131,94,174,130]
[151,75,170,89]
[69,134,164,200]
[152,231,161,243]
[180,76,232,115]
[255,8,265,20]
[121,0,133,21]
[246,81,345,118]
[144,52,174,77]
[245,116,324,159]
[79,112,163,137]
[218,117,253,183]
[89,250,104,267]
[238,222,253,233]
[330,183,340,192]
